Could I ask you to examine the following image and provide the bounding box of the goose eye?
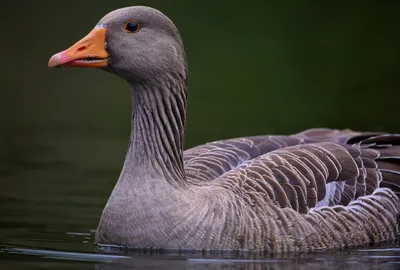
[124,20,140,33]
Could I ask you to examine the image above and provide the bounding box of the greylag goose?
[48,6,400,252]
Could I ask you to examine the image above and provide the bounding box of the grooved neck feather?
[122,74,188,189]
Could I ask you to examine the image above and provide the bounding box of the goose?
[48,6,400,252]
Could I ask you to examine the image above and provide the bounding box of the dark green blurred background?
[0,0,399,249]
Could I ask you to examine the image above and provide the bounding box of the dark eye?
[124,20,140,33]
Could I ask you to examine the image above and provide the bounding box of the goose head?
[48,6,187,83]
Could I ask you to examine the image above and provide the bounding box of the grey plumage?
[49,6,400,252]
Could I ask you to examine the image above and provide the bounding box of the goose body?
[48,6,400,252]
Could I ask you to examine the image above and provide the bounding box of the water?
[1,127,400,269]
[1,241,400,270]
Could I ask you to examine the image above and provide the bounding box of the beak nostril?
[77,46,87,52]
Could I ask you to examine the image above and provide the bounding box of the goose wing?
[184,128,400,211]
[183,128,358,184]
[184,134,303,185]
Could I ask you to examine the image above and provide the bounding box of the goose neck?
[122,76,188,189]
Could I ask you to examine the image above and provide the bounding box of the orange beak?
[48,27,109,68]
